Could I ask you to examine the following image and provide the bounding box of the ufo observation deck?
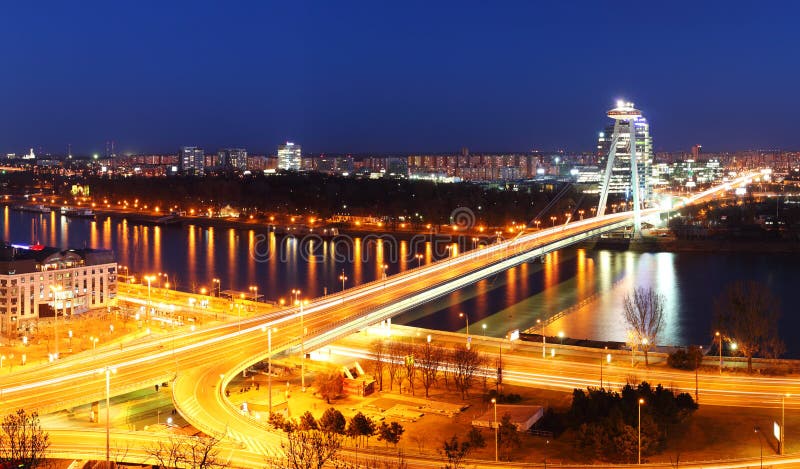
[607,100,642,120]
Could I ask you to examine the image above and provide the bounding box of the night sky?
[1,1,799,155]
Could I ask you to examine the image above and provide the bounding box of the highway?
[0,173,770,465]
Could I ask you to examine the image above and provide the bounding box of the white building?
[277,142,302,171]
[0,244,117,335]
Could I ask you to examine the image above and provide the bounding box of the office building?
[179,146,205,175]
[0,243,117,335]
[218,148,248,171]
[277,142,302,171]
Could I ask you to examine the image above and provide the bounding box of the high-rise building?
[217,148,248,171]
[277,142,302,171]
[691,144,702,160]
[179,146,205,175]
[596,104,653,199]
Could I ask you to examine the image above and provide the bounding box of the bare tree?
[147,434,228,469]
[450,346,484,399]
[385,340,403,392]
[280,429,343,469]
[714,280,784,373]
[0,409,49,469]
[417,339,444,398]
[622,287,665,366]
[401,343,417,396]
[369,339,386,391]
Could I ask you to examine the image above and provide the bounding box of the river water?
[3,208,798,355]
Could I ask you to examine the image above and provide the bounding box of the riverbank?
[586,236,800,253]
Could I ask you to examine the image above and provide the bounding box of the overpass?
[0,173,762,460]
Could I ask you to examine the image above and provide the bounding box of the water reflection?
[2,210,798,354]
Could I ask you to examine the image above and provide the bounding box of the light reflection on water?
[2,209,798,354]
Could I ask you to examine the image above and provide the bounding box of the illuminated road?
[331,327,800,409]
[0,173,768,465]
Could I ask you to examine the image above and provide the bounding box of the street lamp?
[558,331,565,345]
[458,312,470,350]
[638,398,645,464]
[382,264,389,280]
[537,319,546,358]
[782,393,791,455]
[415,254,423,268]
[550,216,556,227]
[600,347,611,388]
[249,285,259,302]
[715,331,722,373]
[578,209,585,220]
[98,366,117,468]
[482,323,487,338]
[291,289,301,305]
[339,270,348,292]
[90,336,99,355]
[296,299,309,392]
[144,275,156,313]
[50,285,63,360]
[754,426,763,469]
[491,397,498,462]
[261,325,278,416]
[212,278,221,297]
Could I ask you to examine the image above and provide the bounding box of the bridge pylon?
[596,100,645,234]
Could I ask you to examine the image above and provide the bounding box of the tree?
[319,407,346,435]
[466,427,486,450]
[450,345,484,399]
[714,280,784,373]
[280,428,343,469]
[347,412,376,447]
[147,434,228,469]
[386,341,403,391]
[439,435,472,469]
[401,343,417,396]
[318,371,344,404]
[0,409,49,468]
[370,339,386,391]
[377,421,405,447]
[299,411,318,431]
[622,287,665,366]
[498,414,521,461]
[417,338,444,398]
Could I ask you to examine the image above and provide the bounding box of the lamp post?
[249,285,259,302]
[482,323,487,339]
[212,278,221,297]
[550,216,556,227]
[144,275,156,314]
[297,299,308,392]
[782,393,790,455]
[491,397,498,462]
[339,271,348,292]
[382,264,389,280]
[50,285,63,360]
[415,254,423,268]
[638,398,645,464]
[262,325,277,415]
[600,347,611,388]
[755,426,763,469]
[537,319,546,358]
[98,366,116,468]
[715,331,722,374]
[237,294,244,333]
[458,312,470,349]
[558,331,565,345]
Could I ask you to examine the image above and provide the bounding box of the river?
[3,207,798,355]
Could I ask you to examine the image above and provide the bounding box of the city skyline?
[2,2,800,155]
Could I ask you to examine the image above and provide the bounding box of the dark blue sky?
[1,1,799,155]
